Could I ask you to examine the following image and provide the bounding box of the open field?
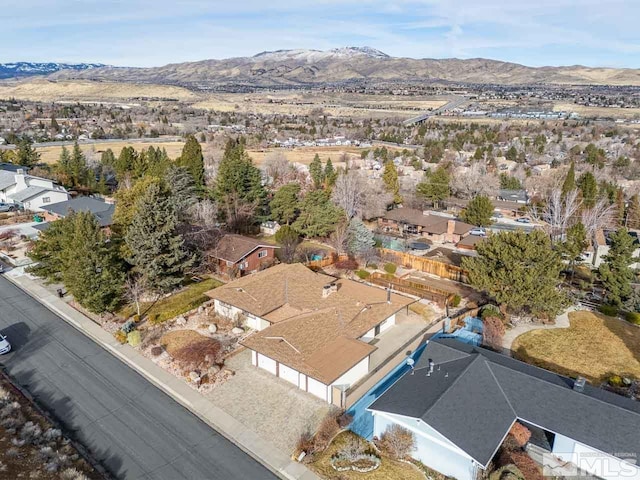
[553,102,640,119]
[512,311,640,383]
[35,140,186,164]
[0,79,198,102]
[247,144,407,166]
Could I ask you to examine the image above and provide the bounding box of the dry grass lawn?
[308,431,425,480]
[36,140,186,164]
[553,102,640,119]
[160,330,209,356]
[247,145,406,166]
[512,311,640,383]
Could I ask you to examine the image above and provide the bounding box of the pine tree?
[125,183,197,293]
[176,134,205,189]
[115,146,137,180]
[269,183,300,225]
[348,218,375,256]
[462,230,568,318]
[15,138,40,167]
[324,159,337,188]
[417,166,450,208]
[627,194,640,229]
[578,171,598,208]
[561,161,576,197]
[598,228,636,308]
[57,146,71,184]
[165,166,197,221]
[615,188,625,227]
[69,141,88,187]
[309,154,324,189]
[293,190,344,238]
[559,222,587,279]
[382,160,402,204]
[461,195,494,227]
[101,148,116,166]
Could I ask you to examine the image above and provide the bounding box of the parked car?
[0,203,12,213]
[516,217,531,224]
[469,227,487,236]
[491,212,503,219]
[0,334,11,355]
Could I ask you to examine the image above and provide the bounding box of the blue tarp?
[432,316,484,346]
[347,343,427,440]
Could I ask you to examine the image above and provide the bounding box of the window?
[258,250,268,259]
[42,197,50,203]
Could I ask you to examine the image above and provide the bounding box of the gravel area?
[207,349,336,454]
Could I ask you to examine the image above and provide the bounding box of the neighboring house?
[369,339,640,480]
[497,189,528,204]
[260,221,281,236]
[37,196,116,230]
[0,163,31,173]
[379,208,472,243]
[589,228,640,268]
[0,169,69,212]
[207,234,278,277]
[456,234,485,251]
[206,263,415,405]
[446,197,524,218]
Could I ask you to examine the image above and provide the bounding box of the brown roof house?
[207,234,278,278]
[206,263,415,405]
[379,208,473,244]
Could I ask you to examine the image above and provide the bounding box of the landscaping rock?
[189,371,201,384]
[176,316,187,326]
[198,306,205,314]
[208,324,217,334]
[232,327,244,335]
[208,365,221,375]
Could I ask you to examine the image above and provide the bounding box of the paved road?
[0,276,278,480]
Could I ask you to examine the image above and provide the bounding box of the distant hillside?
[0,62,106,80]
[47,47,640,88]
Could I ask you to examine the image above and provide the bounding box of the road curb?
[3,273,317,480]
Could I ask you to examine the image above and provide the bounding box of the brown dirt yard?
[512,311,640,383]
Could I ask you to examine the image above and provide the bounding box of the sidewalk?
[3,270,320,480]
[502,307,575,352]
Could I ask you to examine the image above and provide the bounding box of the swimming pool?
[433,316,483,346]
[347,342,428,440]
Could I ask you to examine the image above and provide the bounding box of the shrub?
[508,423,531,448]
[132,314,141,323]
[114,330,127,344]
[625,311,640,325]
[608,374,624,387]
[355,270,370,280]
[449,294,461,308]
[121,320,136,334]
[148,313,160,325]
[499,450,543,480]
[376,424,415,460]
[483,316,506,351]
[60,468,90,480]
[150,346,163,356]
[598,304,619,317]
[489,464,525,480]
[337,411,354,428]
[335,258,359,271]
[368,263,378,270]
[383,263,397,275]
[313,413,340,452]
[481,304,502,320]
[127,331,141,347]
[173,338,223,371]
[296,431,315,456]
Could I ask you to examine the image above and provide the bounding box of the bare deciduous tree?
[535,188,581,242]
[451,164,499,199]
[262,151,295,189]
[332,170,364,219]
[124,275,147,317]
[582,198,616,243]
[329,220,350,255]
[189,199,219,228]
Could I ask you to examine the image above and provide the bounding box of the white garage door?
[279,364,299,386]
[257,354,277,375]
[307,377,328,402]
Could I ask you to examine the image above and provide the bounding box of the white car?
[469,227,487,236]
[0,334,11,354]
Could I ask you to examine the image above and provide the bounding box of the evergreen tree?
[417,166,450,208]
[177,134,205,189]
[101,148,116,166]
[559,222,588,279]
[461,195,494,227]
[309,154,324,189]
[348,218,375,256]
[462,230,568,318]
[499,173,522,190]
[627,194,640,229]
[50,115,60,132]
[275,225,301,263]
[15,138,40,167]
[57,146,71,184]
[324,159,337,188]
[125,183,197,293]
[112,176,164,239]
[598,228,636,308]
[293,190,344,238]
[615,188,625,227]
[382,160,402,204]
[28,216,74,282]
[68,141,88,187]
[165,166,197,221]
[115,146,137,180]
[269,183,300,225]
[578,171,598,208]
[505,146,518,161]
[561,161,576,197]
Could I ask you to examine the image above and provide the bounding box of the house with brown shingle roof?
[207,234,278,277]
[205,263,415,404]
[379,208,473,244]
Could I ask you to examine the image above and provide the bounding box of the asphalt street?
[0,275,278,480]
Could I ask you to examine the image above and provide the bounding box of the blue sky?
[1,0,639,68]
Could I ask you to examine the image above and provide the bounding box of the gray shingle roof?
[43,197,115,227]
[8,186,48,202]
[0,171,16,191]
[369,339,640,467]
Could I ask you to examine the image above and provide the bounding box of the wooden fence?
[304,254,349,269]
[379,248,468,282]
[369,272,452,307]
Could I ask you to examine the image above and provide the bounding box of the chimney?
[573,376,586,392]
[16,168,24,175]
[386,286,391,304]
[322,282,338,298]
[428,359,434,375]
[446,219,456,236]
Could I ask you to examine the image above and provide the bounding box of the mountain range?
[0,62,106,80]
[6,48,640,88]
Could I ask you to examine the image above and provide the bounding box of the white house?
[0,169,69,212]
[206,263,415,406]
[369,339,640,480]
